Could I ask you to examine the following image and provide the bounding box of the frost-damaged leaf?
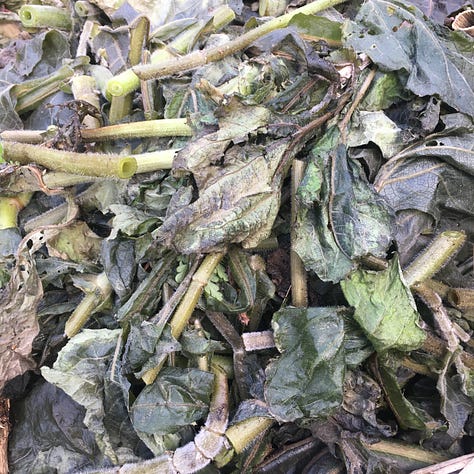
[438,373,474,439]
[375,121,474,225]
[265,307,345,422]
[0,249,42,395]
[41,329,132,464]
[130,367,214,435]
[347,111,404,158]
[343,0,474,117]
[8,382,107,474]
[376,361,430,430]
[156,137,291,254]
[293,127,393,282]
[341,256,426,353]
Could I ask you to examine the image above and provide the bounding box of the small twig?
[0,398,9,474]
[339,66,377,139]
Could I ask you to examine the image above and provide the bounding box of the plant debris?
[1,0,474,473]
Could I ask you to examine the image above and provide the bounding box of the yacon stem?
[1,141,137,179]
[133,0,347,80]
[81,118,192,141]
[403,231,466,287]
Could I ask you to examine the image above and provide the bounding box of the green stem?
[0,194,31,229]
[64,272,113,338]
[142,252,225,385]
[108,94,133,124]
[81,118,192,141]
[13,63,78,114]
[74,1,99,18]
[134,150,177,173]
[19,5,72,29]
[1,141,137,178]
[70,75,101,129]
[290,160,308,307]
[403,231,466,287]
[225,417,274,454]
[106,6,235,97]
[133,0,347,80]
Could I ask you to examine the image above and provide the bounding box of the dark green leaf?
[41,329,128,463]
[341,256,426,352]
[264,307,345,422]
[438,374,474,439]
[376,362,430,430]
[130,367,214,435]
[343,0,474,117]
[8,382,107,474]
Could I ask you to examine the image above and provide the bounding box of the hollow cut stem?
[19,5,72,30]
[1,141,137,179]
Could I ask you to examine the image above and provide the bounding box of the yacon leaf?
[343,0,474,117]
[341,255,426,352]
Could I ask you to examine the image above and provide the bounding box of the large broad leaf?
[375,120,474,223]
[8,382,107,474]
[264,307,345,422]
[341,256,426,353]
[41,329,139,464]
[130,367,214,435]
[0,249,42,395]
[343,0,474,118]
[293,127,393,282]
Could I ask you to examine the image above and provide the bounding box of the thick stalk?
[448,288,474,309]
[81,118,192,141]
[290,160,308,307]
[1,141,137,178]
[108,94,133,124]
[106,6,236,97]
[71,75,101,129]
[64,272,113,338]
[19,5,72,29]
[403,231,466,287]
[0,193,31,229]
[142,252,225,385]
[225,417,274,454]
[133,0,347,80]
[134,150,177,173]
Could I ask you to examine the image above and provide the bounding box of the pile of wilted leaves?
[1,0,474,473]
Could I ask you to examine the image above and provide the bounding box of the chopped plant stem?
[106,6,235,97]
[403,231,466,287]
[74,1,100,17]
[448,288,474,309]
[142,252,225,385]
[422,332,474,370]
[291,160,308,307]
[0,398,9,474]
[413,283,467,352]
[133,0,348,80]
[364,440,448,464]
[0,193,31,229]
[1,141,137,178]
[0,129,54,144]
[242,331,275,352]
[108,94,133,124]
[225,417,274,454]
[339,66,377,138]
[64,272,113,338]
[14,64,78,114]
[81,119,192,141]
[206,311,249,400]
[129,16,150,67]
[71,75,101,129]
[411,453,474,474]
[169,252,225,340]
[19,5,72,29]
